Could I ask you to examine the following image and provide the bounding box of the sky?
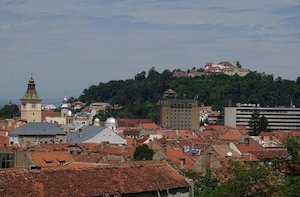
[0,0,300,101]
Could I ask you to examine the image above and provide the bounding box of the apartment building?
[161,99,200,130]
[225,103,300,130]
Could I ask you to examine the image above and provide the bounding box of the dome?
[105,117,118,128]
[67,110,73,117]
[94,118,100,122]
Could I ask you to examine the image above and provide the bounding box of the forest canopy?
[79,68,300,122]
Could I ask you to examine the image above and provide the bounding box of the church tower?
[61,97,70,117]
[20,75,42,123]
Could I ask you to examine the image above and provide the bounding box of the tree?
[236,61,242,68]
[248,109,269,136]
[280,176,300,197]
[259,115,269,132]
[0,104,20,118]
[199,161,278,197]
[285,137,300,164]
[147,67,159,79]
[78,69,300,120]
[185,168,219,197]
[133,144,154,161]
[134,71,146,81]
[248,108,261,136]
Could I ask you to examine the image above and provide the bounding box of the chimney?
[179,158,185,170]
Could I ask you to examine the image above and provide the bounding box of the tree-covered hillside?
[79,67,300,122]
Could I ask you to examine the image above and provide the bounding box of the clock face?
[32,95,35,99]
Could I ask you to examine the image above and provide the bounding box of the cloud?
[0,0,299,99]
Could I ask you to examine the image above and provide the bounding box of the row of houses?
[1,116,299,196]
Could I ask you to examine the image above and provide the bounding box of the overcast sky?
[1,0,300,101]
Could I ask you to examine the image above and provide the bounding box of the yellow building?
[20,75,42,123]
[161,99,200,130]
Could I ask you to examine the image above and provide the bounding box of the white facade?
[9,137,19,145]
[225,104,300,130]
[84,128,127,145]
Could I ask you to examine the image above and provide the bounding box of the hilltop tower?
[20,75,42,123]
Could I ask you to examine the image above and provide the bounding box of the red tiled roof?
[203,125,230,131]
[0,135,9,147]
[126,138,137,147]
[165,130,198,139]
[236,144,264,153]
[0,162,190,196]
[118,118,152,127]
[218,61,234,67]
[259,131,300,143]
[251,149,290,159]
[218,129,247,141]
[29,151,74,168]
[41,110,61,121]
[98,145,124,155]
[166,148,194,169]
[141,123,159,130]
[71,155,101,163]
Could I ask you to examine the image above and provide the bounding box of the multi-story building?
[20,75,42,123]
[225,103,300,130]
[160,99,200,130]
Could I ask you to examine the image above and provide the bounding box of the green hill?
[79,67,300,122]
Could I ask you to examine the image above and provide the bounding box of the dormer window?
[57,159,66,164]
[44,159,53,164]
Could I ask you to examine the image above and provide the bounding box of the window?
[57,159,66,164]
[44,159,53,164]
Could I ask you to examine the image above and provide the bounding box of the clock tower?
[21,75,42,123]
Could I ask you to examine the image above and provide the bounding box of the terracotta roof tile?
[237,144,264,153]
[141,123,159,130]
[0,135,9,147]
[166,148,194,169]
[165,130,198,139]
[218,129,247,141]
[250,148,290,159]
[41,110,61,121]
[0,162,190,196]
[29,151,74,168]
[118,118,152,127]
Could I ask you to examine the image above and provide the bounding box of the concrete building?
[225,103,300,130]
[20,75,42,123]
[160,99,200,130]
